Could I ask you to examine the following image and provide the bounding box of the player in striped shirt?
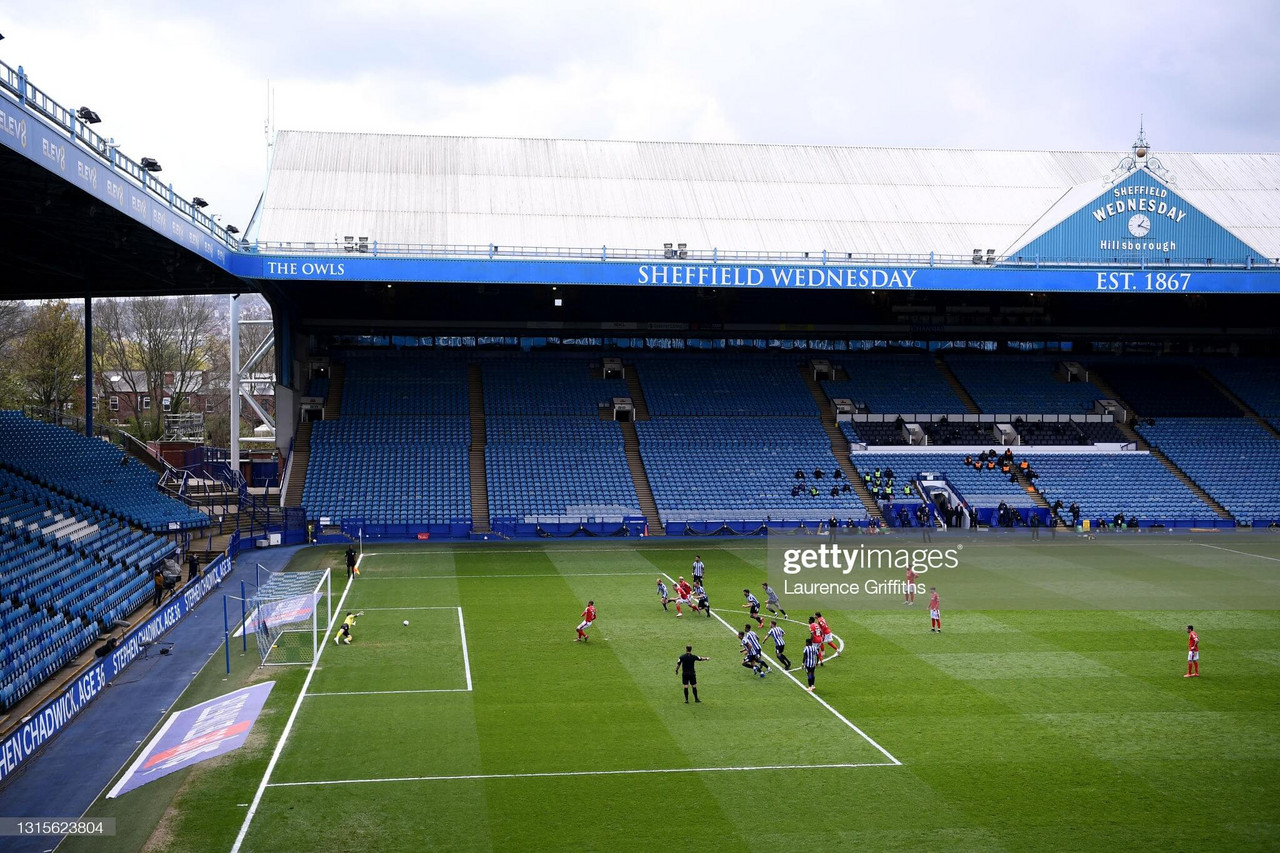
[766,620,792,669]
[808,616,825,665]
[692,580,710,618]
[738,627,770,677]
[802,636,821,691]
[761,582,787,619]
[1185,625,1200,677]
[656,578,669,611]
[575,601,596,642]
[742,590,765,628]
[692,555,705,585]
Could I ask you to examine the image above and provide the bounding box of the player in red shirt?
[673,577,698,617]
[929,587,941,633]
[905,567,918,605]
[1185,625,1199,677]
[808,616,825,665]
[575,600,597,642]
[814,612,839,653]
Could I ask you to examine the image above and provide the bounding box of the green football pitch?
[69,537,1280,852]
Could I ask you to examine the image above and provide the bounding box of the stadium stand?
[1029,453,1213,524]
[943,354,1104,413]
[850,452,1039,511]
[482,358,639,522]
[1136,418,1280,523]
[821,354,968,413]
[0,468,175,710]
[1091,362,1237,416]
[1207,360,1280,416]
[0,411,209,532]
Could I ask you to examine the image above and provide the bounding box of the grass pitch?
[68,536,1280,852]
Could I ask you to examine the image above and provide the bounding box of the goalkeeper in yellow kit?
[333,611,363,645]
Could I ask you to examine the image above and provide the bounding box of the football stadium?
[1,34,1280,853]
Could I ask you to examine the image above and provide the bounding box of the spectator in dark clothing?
[833,469,843,480]
[153,569,165,606]
[964,455,974,467]
[841,483,851,494]
[795,468,806,480]
[791,484,802,497]
[813,468,824,480]
[1030,512,1041,540]
[1113,512,1125,528]
[1069,502,1081,525]
[1127,516,1139,529]
[830,486,840,497]
[885,468,895,480]
[187,552,199,582]
[897,507,911,527]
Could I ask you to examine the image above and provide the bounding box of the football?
[403,620,409,626]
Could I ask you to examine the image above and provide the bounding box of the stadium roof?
[254,131,1280,260]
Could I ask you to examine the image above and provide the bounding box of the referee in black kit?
[676,645,708,703]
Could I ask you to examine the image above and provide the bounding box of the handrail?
[0,58,241,251]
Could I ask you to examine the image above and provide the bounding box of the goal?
[250,568,332,666]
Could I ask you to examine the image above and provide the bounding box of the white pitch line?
[230,557,360,853]
[707,608,845,666]
[458,606,473,692]
[265,761,895,789]
[356,606,460,610]
[308,688,471,697]
[1198,542,1280,563]
[662,572,900,767]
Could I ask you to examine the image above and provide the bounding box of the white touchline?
[357,606,460,610]
[1198,542,1280,563]
[662,572,900,767]
[458,606,473,692]
[230,554,362,853]
[308,688,471,697]
[265,762,896,788]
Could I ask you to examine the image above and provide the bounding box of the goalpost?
[249,568,333,666]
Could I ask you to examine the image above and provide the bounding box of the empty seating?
[636,355,817,417]
[821,354,966,413]
[1093,362,1236,417]
[1136,418,1280,523]
[1209,360,1280,417]
[944,355,1103,413]
[301,353,471,525]
[483,359,637,522]
[1030,453,1211,523]
[0,412,209,532]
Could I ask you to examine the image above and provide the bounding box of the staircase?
[934,356,982,414]
[1012,467,1051,510]
[1090,369,1233,521]
[623,365,651,420]
[467,365,491,534]
[1198,368,1280,440]
[282,421,312,508]
[619,420,664,535]
[799,366,885,524]
[323,363,345,420]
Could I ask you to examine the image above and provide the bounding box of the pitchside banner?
[107,682,274,798]
[232,592,321,638]
[0,553,233,785]
[765,534,1280,611]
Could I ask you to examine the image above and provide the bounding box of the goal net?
[250,568,332,666]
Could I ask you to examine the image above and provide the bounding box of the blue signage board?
[228,253,1280,294]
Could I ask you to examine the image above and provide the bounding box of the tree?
[19,300,82,413]
[0,301,28,408]
[94,296,221,440]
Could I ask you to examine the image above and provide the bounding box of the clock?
[1128,213,1151,237]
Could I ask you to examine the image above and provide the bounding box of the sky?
[1,0,1276,230]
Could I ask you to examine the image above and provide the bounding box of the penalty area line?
[663,572,900,767]
[1198,542,1280,563]
[266,761,896,788]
